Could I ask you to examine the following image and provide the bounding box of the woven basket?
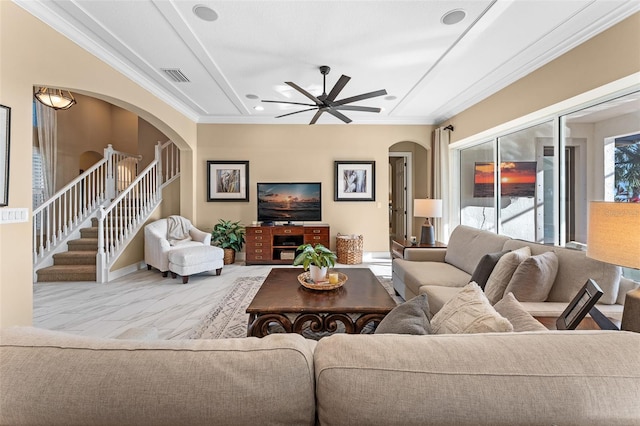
[222,248,236,265]
[336,233,363,264]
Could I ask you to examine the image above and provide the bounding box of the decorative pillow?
[503,251,559,302]
[494,292,548,332]
[484,246,531,305]
[617,276,640,305]
[375,294,431,335]
[469,250,510,290]
[430,282,513,334]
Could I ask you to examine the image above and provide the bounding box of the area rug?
[188,275,400,340]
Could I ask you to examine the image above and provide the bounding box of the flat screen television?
[473,161,536,198]
[257,182,322,224]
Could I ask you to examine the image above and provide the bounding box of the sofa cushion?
[430,282,513,334]
[0,327,317,426]
[314,332,640,426]
[393,259,471,297]
[503,240,621,305]
[375,294,431,335]
[444,225,511,275]
[494,293,548,332]
[469,250,510,290]
[484,246,531,304]
[504,251,559,302]
[421,285,463,315]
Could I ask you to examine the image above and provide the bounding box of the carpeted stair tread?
[37,265,96,282]
[80,227,98,238]
[67,238,99,251]
[53,251,97,265]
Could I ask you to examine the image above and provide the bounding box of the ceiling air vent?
[161,68,190,83]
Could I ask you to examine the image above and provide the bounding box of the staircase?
[37,219,98,281]
[34,141,180,283]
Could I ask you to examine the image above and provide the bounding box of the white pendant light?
[34,87,76,110]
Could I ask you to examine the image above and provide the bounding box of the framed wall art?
[0,105,10,207]
[207,160,249,202]
[334,160,375,201]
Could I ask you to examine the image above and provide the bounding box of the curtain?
[433,127,450,242]
[35,102,57,200]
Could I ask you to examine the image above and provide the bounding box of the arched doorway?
[389,141,431,247]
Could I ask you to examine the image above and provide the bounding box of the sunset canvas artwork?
[473,162,536,198]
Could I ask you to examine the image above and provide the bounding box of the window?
[459,121,555,243]
[453,89,639,279]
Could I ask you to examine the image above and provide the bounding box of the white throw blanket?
[167,215,192,246]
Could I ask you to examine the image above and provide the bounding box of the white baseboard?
[109,261,147,281]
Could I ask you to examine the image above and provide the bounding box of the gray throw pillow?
[503,251,559,302]
[375,294,431,335]
[494,292,548,332]
[469,250,510,290]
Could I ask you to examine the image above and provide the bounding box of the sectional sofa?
[1,326,639,425]
[392,225,637,320]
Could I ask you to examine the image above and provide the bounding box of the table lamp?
[587,201,640,332]
[414,199,442,245]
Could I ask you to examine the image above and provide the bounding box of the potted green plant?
[293,243,337,282]
[211,219,246,264]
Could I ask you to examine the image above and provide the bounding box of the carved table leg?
[247,313,292,337]
[355,314,386,333]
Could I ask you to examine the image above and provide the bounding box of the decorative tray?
[298,271,348,291]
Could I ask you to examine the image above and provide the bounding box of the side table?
[391,239,447,260]
[534,316,622,331]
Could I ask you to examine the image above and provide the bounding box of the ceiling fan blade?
[326,75,351,102]
[334,89,387,106]
[262,100,317,107]
[334,105,382,113]
[326,108,352,124]
[275,107,319,118]
[286,82,322,104]
[309,110,324,125]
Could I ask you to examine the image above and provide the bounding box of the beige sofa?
[392,225,634,319]
[2,326,639,425]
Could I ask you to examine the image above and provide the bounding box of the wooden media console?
[245,225,330,265]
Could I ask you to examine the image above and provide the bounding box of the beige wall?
[196,124,430,252]
[55,95,169,189]
[56,94,112,189]
[0,2,195,328]
[138,118,169,170]
[443,12,640,142]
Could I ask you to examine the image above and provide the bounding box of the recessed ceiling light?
[193,5,218,22]
[253,105,264,111]
[442,9,466,25]
[384,95,397,101]
[245,94,259,100]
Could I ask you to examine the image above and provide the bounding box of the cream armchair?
[144,217,212,276]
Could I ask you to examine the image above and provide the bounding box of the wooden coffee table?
[246,268,397,337]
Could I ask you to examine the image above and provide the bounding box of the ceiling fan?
[262,65,387,125]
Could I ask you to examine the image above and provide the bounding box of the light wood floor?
[33,257,393,340]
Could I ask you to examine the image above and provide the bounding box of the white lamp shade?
[414,199,442,218]
[587,202,640,269]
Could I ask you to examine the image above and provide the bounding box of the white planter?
[309,265,328,283]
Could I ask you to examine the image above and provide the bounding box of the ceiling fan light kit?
[262,65,387,125]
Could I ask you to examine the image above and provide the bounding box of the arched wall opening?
[389,140,431,245]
